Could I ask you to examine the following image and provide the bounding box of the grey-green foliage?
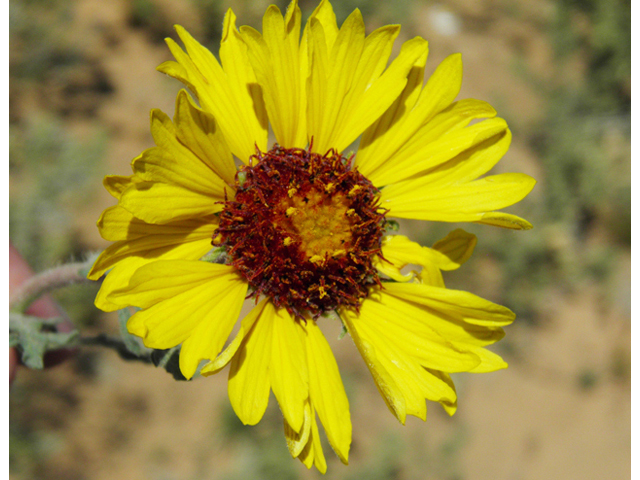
[539,0,630,231]
[345,433,404,480]
[10,118,106,324]
[9,313,79,369]
[219,401,299,480]
[10,118,105,269]
[190,0,228,47]
[553,0,630,110]
[300,0,412,24]
[461,0,631,322]
[128,0,175,43]
[10,0,81,80]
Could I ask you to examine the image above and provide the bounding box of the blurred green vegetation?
[10,0,80,81]
[9,118,105,326]
[439,0,630,325]
[217,401,300,480]
[516,0,629,315]
[128,0,174,42]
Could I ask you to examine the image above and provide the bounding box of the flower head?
[216,145,386,319]
[89,0,535,473]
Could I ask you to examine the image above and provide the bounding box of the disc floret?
[215,145,386,319]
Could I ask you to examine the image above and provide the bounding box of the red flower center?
[214,145,387,319]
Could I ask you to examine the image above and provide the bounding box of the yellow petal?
[109,260,236,308]
[201,299,269,376]
[357,52,462,176]
[103,175,136,199]
[469,349,508,373]
[431,228,477,270]
[340,306,407,422]
[131,146,227,198]
[342,289,485,422]
[305,16,331,151]
[413,52,464,122]
[383,282,515,327]
[228,300,275,425]
[417,366,459,414]
[96,206,136,242]
[417,264,446,289]
[373,235,431,282]
[356,48,428,176]
[297,403,327,473]
[132,110,229,197]
[325,9,369,126]
[381,171,536,223]
[369,116,508,186]
[308,0,338,49]
[376,126,534,228]
[178,278,248,379]
[173,90,236,185]
[119,181,222,224]
[270,308,309,433]
[126,285,228,349]
[97,205,215,242]
[376,230,478,288]
[332,34,429,153]
[114,263,243,354]
[89,226,212,280]
[284,399,312,458]
[159,25,267,161]
[241,2,306,148]
[219,9,268,155]
[304,320,351,464]
[343,301,462,422]
[93,257,148,312]
[126,305,147,339]
[402,124,510,190]
[353,290,482,371]
[374,235,451,284]
[476,211,533,230]
[328,24,400,149]
[307,8,366,153]
[424,368,458,415]
[308,14,430,154]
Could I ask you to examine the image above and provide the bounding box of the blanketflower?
[88,0,535,473]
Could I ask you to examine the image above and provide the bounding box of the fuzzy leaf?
[9,313,78,369]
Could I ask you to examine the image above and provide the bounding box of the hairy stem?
[9,260,94,313]
[79,334,154,362]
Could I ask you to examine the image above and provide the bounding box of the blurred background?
[9,0,630,479]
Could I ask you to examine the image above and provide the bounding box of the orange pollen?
[280,189,351,259]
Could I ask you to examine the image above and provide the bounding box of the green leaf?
[151,347,187,381]
[385,220,400,232]
[9,313,78,369]
[338,324,348,340]
[117,307,148,357]
[200,246,228,264]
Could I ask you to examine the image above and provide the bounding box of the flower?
[88,0,535,473]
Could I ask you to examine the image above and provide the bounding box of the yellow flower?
[89,0,535,473]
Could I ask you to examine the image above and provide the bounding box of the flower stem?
[78,334,154,362]
[9,260,94,313]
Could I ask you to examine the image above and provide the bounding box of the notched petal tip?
[173,24,188,38]
[221,9,238,42]
[441,400,457,416]
[86,263,104,281]
[265,3,282,16]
